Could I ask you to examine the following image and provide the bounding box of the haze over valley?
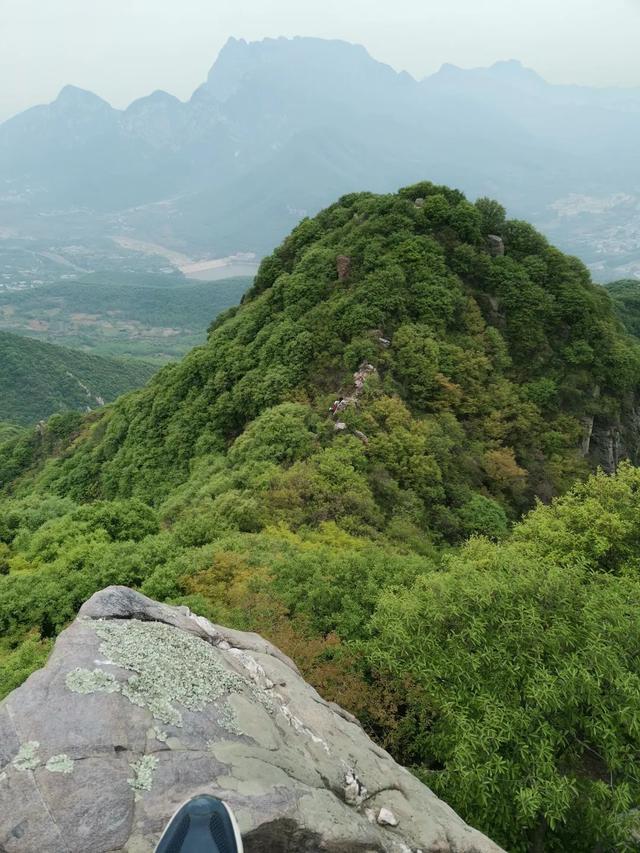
[3,36,640,290]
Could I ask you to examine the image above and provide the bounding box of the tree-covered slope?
[605,278,640,338]
[0,330,155,425]
[0,422,24,447]
[1,184,640,851]
[8,182,637,520]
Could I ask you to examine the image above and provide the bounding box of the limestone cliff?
[0,587,503,852]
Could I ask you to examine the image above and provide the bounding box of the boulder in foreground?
[0,586,503,852]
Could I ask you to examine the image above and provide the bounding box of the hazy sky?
[2,0,639,121]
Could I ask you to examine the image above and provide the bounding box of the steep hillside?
[2,37,640,276]
[0,330,155,425]
[1,184,640,851]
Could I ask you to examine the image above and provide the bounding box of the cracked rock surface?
[0,586,504,853]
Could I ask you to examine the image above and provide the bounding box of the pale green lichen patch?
[12,741,40,771]
[66,668,120,695]
[80,618,262,728]
[215,700,244,736]
[152,726,168,743]
[96,619,253,726]
[45,754,74,774]
[128,755,158,792]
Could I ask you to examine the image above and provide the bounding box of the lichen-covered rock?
[0,586,504,853]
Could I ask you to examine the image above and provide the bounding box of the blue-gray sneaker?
[155,794,243,853]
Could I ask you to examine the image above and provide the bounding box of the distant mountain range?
[2,36,640,279]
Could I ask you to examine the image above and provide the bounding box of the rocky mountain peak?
[486,58,545,83]
[199,35,409,105]
[126,89,183,112]
[53,84,114,113]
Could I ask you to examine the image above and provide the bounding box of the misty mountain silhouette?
[1,36,639,268]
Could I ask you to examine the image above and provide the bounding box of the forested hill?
[2,184,640,851]
[4,181,637,511]
[0,330,155,425]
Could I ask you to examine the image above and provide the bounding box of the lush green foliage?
[0,422,24,444]
[0,330,156,426]
[606,279,640,340]
[1,184,640,851]
[370,468,640,851]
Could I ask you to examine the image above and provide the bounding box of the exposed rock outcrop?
[580,415,595,457]
[0,587,503,853]
[487,235,504,256]
[336,255,352,281]
[580,383,640,474]
[331,362,378,418]
[589,418,624,474]
[353,361,377,394]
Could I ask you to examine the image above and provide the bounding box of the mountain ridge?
[13,44,640,120]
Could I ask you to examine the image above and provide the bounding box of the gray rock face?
[0,586,504,853]
[582,405,640,474]
[588,420,621,474]
[578,384,640,474]
[487,235,505,256]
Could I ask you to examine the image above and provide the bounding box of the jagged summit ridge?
[0,586,503,852]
